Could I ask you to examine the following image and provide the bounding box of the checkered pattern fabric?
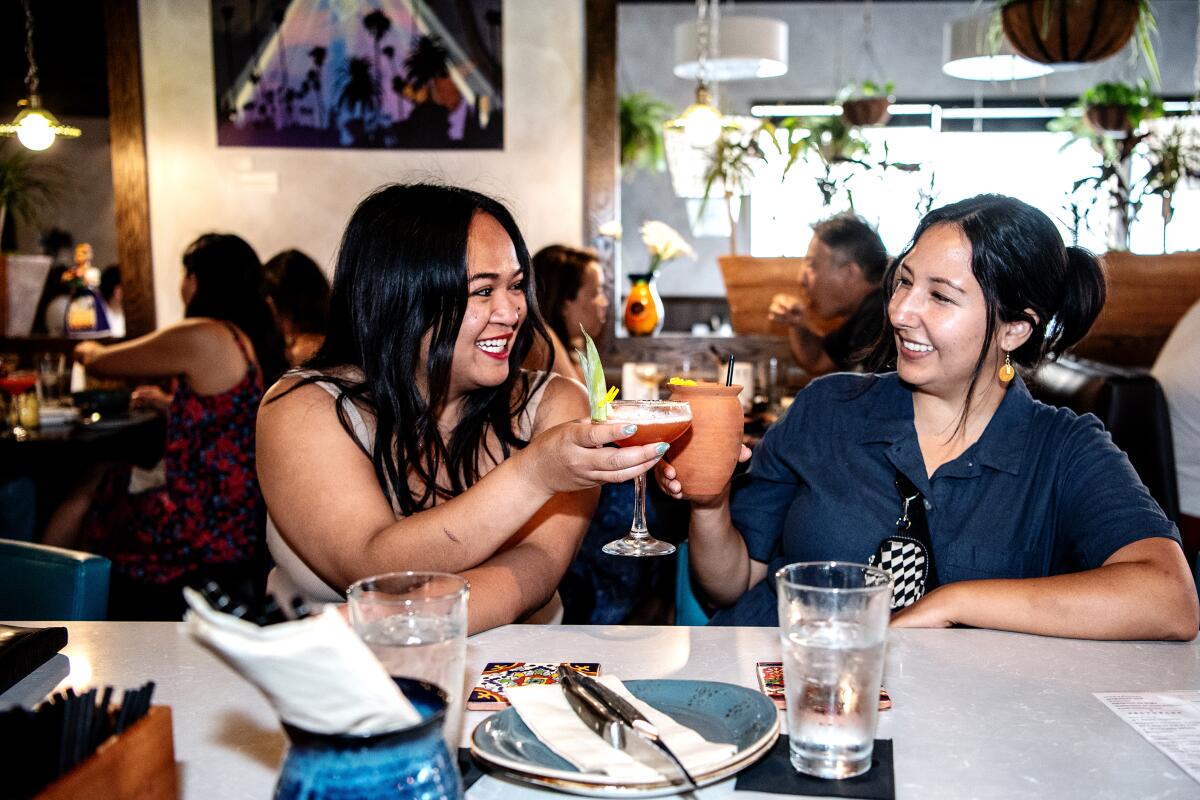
[870,536,929,610]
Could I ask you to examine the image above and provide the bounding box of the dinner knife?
[557,665,698,790]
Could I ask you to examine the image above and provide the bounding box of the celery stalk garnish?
[575,325,614,422]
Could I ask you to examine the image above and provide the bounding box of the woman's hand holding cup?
[655,445,751,506]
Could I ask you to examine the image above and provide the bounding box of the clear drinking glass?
[347,572,469,748]
[36,353,66,407]
[776,562,892,779]
[0,372,38,438]
[601,399,692,557]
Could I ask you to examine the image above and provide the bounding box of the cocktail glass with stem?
[601,399,692,557]
[0,372,38,439]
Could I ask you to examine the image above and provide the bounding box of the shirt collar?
[856,372,1035,476]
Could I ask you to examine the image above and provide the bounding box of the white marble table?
[2,623,1197,799]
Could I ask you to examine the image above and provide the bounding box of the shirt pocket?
[940,543,1042,581]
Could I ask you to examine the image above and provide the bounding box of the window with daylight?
[747,113,1200,259]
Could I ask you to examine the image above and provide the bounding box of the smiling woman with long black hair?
[256,184,668,633]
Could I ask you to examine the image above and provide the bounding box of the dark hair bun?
[1047,246,1107,357]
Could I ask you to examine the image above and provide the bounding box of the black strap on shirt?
[894,471,938,590]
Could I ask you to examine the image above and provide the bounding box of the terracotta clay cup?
[666,382,744,496]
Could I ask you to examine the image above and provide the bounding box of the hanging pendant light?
[0,0,82,151]
[676,85,723,148]
[942,14,1054,82]
[673,16,788,81]
[668,0,723,149]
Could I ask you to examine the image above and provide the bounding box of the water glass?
[36,353,67,406]
[776,562,892,780]
[348,572,469,748]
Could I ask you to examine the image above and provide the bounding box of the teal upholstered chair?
[0,539,110,620]
[675,542,711,625]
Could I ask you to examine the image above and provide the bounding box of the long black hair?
[183,233,287,385]
[282,183,553,516]
[263,249,330,336]
[873,194,1106,425]
[30,264,69,334]
[531,244,597,348]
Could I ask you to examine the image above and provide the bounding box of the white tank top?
[265,370,557,615]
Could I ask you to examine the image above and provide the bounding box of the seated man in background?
[769,214,889,375]
[1153,298,1200,569]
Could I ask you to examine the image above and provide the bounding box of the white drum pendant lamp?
[674,16,789,81]
[942,15,1053,81]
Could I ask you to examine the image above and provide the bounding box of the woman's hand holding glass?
[655,445,752,505]
[522,418,667,494]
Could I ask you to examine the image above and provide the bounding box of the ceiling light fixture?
[942,15,1054,82]
[673,15,788,81]
[669,0,724,149]
[0,0,81,151]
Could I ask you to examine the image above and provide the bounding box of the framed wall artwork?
[211,0,503,149]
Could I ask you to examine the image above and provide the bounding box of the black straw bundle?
[1,680,156,798]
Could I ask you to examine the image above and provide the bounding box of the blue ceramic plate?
[470,679,779,797]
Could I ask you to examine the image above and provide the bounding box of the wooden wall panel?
[104,0,154,337]
[1073,252,1200,366]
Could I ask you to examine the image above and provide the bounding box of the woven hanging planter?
[1084,104,1133,137]
[1001,0,1140,65]
[840,98,891,127]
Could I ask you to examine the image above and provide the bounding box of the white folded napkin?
[182,587,421,735]
[38,406,79,427]
[504,676,737,782]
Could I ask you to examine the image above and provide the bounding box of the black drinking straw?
[725,355,735,386]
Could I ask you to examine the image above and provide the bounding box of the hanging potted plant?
[1078,80,1163,138]
[619,92,673,178]
[998,0,1159,84]
[837,81,894,127]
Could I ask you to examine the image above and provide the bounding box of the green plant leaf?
[574,325,609,422]
[619,92,673,177]
[0,144,64,228]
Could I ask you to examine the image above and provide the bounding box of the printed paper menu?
[1095,691,1200,784]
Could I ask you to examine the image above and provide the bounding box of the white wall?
[139,0,584,326]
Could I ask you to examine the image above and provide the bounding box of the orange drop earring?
[999,352,1015,384]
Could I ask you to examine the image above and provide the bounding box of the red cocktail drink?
[613,419,691,448]
[601,400,692,557]
[0,374,37,395]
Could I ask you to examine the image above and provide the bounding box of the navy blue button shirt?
[713,372,1181,626]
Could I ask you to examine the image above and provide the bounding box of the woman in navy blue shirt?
[661,195,1198,640]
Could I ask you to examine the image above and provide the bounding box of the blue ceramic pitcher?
[274,679,462,800]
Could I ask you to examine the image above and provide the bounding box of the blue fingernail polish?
[656,443,670,455]
[623,424,638,435]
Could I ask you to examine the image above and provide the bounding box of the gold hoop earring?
[999,353,1015,384]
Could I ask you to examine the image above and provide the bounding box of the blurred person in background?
[524,244,608,380]
[263,249,331,366]
[769,214,890,375]
[99,265,126,338]
[526,243,673,623]
[30,264,70,336]
[43,233,286,620]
